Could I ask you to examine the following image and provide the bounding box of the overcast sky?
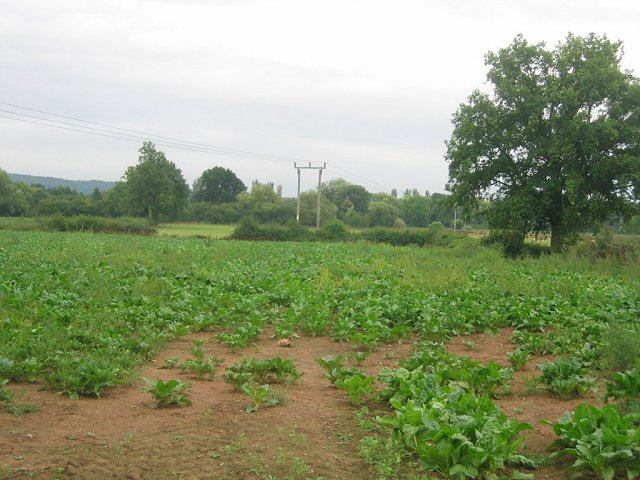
[1,0,639,196]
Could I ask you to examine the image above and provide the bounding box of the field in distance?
[156,222,235,238]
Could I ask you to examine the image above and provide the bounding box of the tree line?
[0,141,486,229]
[3,33,639,248]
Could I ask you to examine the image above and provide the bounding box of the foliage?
[45,356,121,399]
[0,169,31,216]
[545,403,640,480]
[400,194,431,228]
[142,378,192,407]
[335,374,377,404]
[538,358,595,399]
[446,34,640,252]
[322,179,371,220]
[507,348,530,371]
[572,230,640,262]
[378,394,533,480]
[318,220,349,240]
[224,356,303,387]
[355,224,458,247]
[298,190,338,227]
[241,383,281,413]
[368,201,400,227]
[0,379,39,415]
[121,142,190,222]
[603,369,640,407]
[179,339,223,380]
[0,379,13,403]
[35,215,156,234]
[192,166,246,203]
[604,320,640,371]
[359,435,407,480]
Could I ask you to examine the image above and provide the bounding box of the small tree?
[122,142,190,222]
[446,34,640,252]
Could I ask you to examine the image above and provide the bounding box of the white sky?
[1,0,639,196]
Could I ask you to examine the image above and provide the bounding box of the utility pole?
[293,162,326,228]
[453,204,457,233]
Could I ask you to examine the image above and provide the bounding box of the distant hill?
[8,173,116,195]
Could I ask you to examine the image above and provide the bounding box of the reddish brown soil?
[1,328,597,479]
[0,332,412,480]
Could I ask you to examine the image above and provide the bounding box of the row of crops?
[1,231,639,478]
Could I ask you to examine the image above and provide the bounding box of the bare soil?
[1,328,594,479]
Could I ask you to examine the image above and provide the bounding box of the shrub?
[319,220,349,240]
[34,215,156,235]
[482,229,525,257]
[572,231,639,262]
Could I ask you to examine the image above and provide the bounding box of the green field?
[1,231,639,479]
[156,222,235,238]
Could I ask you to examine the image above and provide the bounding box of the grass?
[156,223,235,238]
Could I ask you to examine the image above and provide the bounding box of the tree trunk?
[550,222,567,253]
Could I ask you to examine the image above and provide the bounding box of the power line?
[1,100,396,191]
[0,111,293,163]
[0,101,299,163]
[327,163,394,191]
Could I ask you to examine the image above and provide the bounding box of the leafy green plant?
[545,403,640,480]
[224,356,303,386]
[45,356,120,399]
[336,375,377,404]
[0,379,13,403]
[241,383,280,413]
[538,358,594,399]
[4,403,39,415]
[223,370,254,391]
[351,351,369,366]
[378,394,533,480]
[603,369,640,409]
[179,339,223,380]
[142,378,192,407]
[507,348,530,371]
[0,379,38,415]
[160,357,179,369]
[328,366,366,385]
[316,355,347,373]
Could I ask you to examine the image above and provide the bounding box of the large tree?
[122,142,190,222]
[446,34,640,251]
[192,166,246,203]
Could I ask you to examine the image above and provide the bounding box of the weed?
[604,321,640,371]
[359,436,405,480]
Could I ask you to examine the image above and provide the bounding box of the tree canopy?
[122,142,190,222]
[446,33,640,251]
[192,166,246,203]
